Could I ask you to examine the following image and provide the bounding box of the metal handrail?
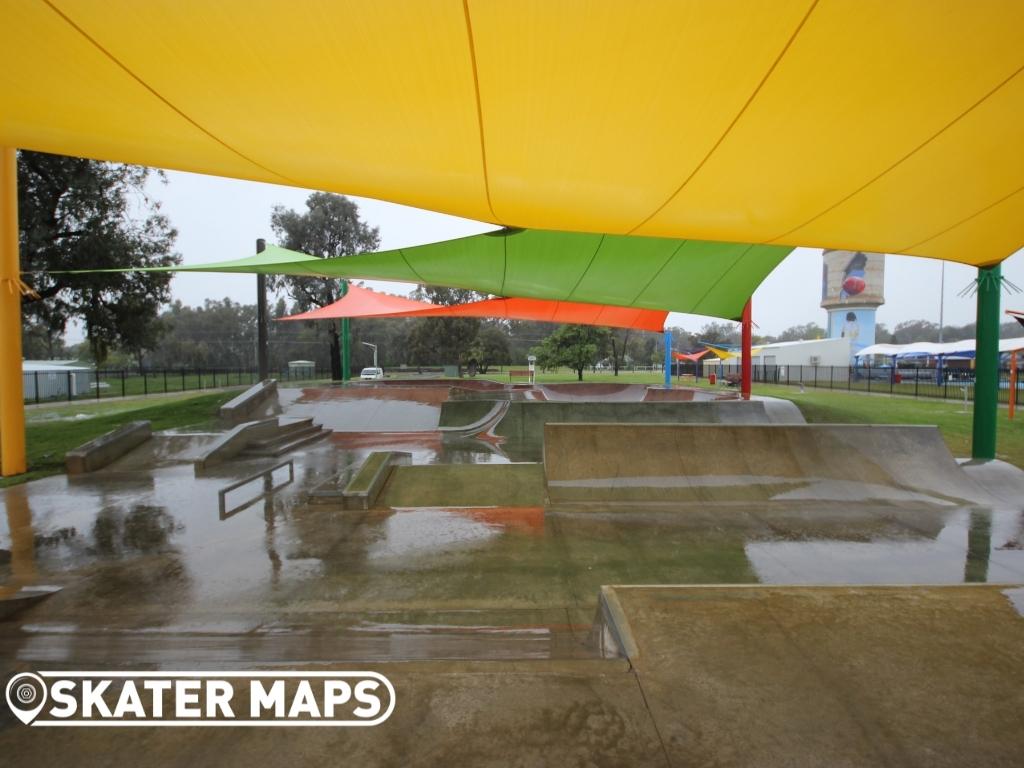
[217,459,294,520]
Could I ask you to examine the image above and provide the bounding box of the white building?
[706,337,851,368]
[23,360,93,401]
[705,337,851,382]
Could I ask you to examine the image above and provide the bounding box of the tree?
[21,319,67,360]
[608,329,632,375]
[505,320,555,362]
[18,150,179,365]
[891,319,939,344]
[697,321,739,346]
[407,285,487,372]
[775,322,825,342]
[531,325,611,381]
[147,299,257,369]
[270,193,380,380]
[465,323,512,374]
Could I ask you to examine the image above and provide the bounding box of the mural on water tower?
[821,250,885,362]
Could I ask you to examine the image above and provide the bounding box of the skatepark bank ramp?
[544,423,997,506]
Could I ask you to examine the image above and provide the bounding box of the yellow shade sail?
[2,1,1023,264]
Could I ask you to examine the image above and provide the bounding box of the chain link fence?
[23,366,330,405]
[703,363,1021,405]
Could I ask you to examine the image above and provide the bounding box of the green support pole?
[971,263,1001,460]
[340,280,351,381]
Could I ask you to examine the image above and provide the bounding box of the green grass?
[23,370,335,405]
[753,384,1024,468]
[7,369,1022,487]
[2,391,235,488]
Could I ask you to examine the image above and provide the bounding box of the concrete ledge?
[65,420,152,474]
[219,379,277,425]
[194,418,278,471]
[338,451,411,510]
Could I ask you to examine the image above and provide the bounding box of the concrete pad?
[280,386,445,432]
[380,464,546,507]
[605,584,1024,767]
[0,660,669,767]
[545,423,998,506]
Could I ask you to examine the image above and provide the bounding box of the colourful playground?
[2,3,1024,766]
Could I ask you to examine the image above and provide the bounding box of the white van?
[360,367,385,380]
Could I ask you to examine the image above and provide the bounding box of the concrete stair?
[241,417,330,457]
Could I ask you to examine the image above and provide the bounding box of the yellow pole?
[0,147,26,476]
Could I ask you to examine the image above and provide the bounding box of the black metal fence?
[705,363,1022,405]
[23,366,327,405]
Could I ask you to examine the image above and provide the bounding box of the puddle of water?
[5,394,1024,667]
[367,508,503,562]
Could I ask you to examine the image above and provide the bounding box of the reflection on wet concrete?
[3,382,1023,669]
[965,509,993,582]
[4,451,1023,667]
[3,486,36,587]
[744,507,1022,585]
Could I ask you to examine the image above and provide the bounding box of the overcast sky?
[85,168,1024,342]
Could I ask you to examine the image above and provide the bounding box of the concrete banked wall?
[543,423,995,506]
[439,398,792,434]
[494,400,784,441]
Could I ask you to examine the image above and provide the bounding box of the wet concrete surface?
[0,658,671,768]
[3,382,1023,765]
[609,584,1024,767]
[4,449,1022,667]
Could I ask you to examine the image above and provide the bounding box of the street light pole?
[361,341,378,369]
[256,238,269,381]
[938,261,945,344]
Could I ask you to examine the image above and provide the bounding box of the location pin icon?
[6,673,48,725]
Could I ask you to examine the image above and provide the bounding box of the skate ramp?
[538,382,735,402]
[544,423,997,506]
[598,585,1024,768]
[439,399,802,462]
[440,399,798,434]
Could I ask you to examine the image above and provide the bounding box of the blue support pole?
[664,329,672,389]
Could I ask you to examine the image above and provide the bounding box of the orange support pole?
[0,147,26,477]
[741,299,752,400]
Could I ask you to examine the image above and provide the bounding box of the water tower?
[821,250,885,362]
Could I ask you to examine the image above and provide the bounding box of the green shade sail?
[68,229,792,320]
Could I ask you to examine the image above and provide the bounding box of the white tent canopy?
[857,338,1024,360]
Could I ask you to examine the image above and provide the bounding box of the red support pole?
[741,299,752,400]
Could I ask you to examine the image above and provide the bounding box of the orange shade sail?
[282,285,436,317]
[278,284,668,333]
[673,349,710,362]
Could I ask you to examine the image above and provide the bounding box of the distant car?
[360,367,384,380]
